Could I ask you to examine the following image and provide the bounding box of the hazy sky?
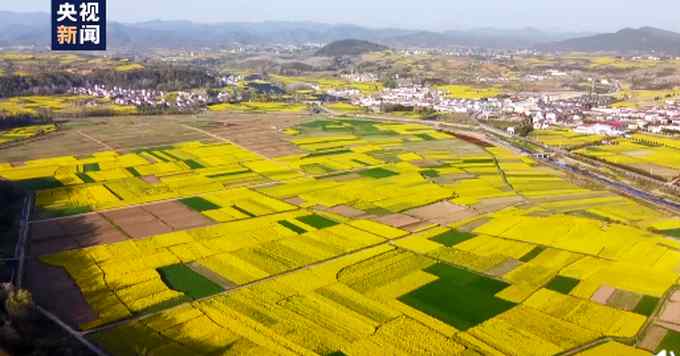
[7,0,680,32]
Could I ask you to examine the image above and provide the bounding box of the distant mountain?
[315,39,388,57]
[0,10,597,51]
[0,11,49,48]
[540,27,680,55]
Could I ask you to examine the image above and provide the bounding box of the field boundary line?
[77,130,114,151]
[36,305,109,356]
[180,124,228,142]
[82,227,423,336]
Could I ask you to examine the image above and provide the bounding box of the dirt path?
[77,130,114,150]
[180,124,228,142]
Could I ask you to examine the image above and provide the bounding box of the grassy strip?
[296,214,338,229]
[75,173,96,183]
[399,263,515,330]
[145,150,170,163]
[160,150,183,161]
[179,197,221,212]
[359,167,399,179]
[83,163,100,172]
[421,169,440,178]
[184,160,205,170]
[126,167,142,177]
[463,159,494,164]
[660,229,680,238]
[633,295,659,316]
[306,149,352,158]
[519,246,545,263]
[430,230,475,247]
[545,276,580,294]
[278,220,307,234]
[158,264,224,299]
[206,170,250,179]
[657,330,680,354]
[232,205,255,218]
[15,177,63,191]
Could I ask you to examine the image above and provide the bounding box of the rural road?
[13,193,33,289]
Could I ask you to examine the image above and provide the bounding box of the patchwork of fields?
[0,124,56,146]
[575,133,680,181]
[0,95,137,117]
[2,117,679,355]
[530,129,604,149]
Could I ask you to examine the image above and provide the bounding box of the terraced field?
[2,117,678,355]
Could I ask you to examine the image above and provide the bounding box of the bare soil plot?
[190,112,311,158]
[0,129,104,162]
[326,205,366,218]
[102,207,173,239]
[402,221,437,233]
[404,201,479,226]
[144,201,215,230]
[76,116,218,152]
[322,173,361,182]
[671,290,680,303]
[658,321,680,333]
[428,209,480,227]
[285,197,305,206]
[639,325,668,352]
[472,196,526,214]
[486,259,521,277]
[0,115,222,162]
[25,258,97,328]
[591,285,616,304]
[406,201,467,220]
[432,173,477,184]
[373,214,421,228]
[141,175,161,184]
[660,302,680,325]
[457,217,491,232]
[630,163,679,181]
[411,160,444,168]
[30,214,128,256]
[607,289,643,311]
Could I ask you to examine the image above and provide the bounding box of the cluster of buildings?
[71,85,210,110]
[353,85,443,110]
[326,88,361,99]
[523,69,569,81]
[220,74,242,86]
[340,72,377,83]
[341,83,680,137]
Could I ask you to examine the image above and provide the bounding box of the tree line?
[0,65,223,98]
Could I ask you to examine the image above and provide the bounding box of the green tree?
[5,289,33,322]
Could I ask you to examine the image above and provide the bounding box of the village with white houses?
[327,73,680,138]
